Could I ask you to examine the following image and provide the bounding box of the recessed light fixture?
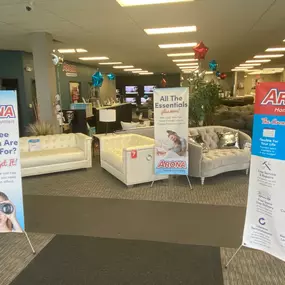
[139,72,154,75]
[132,70,148,73]
[246,59,271,63]
[159,42,197,49]
[99,62,123,65]
[117,0,194,7]
[167,52,195,57]
[58,49,76,53]
[124,68,142,71]
[144,26,196,35]
[254,54,284,58]
[177,63,198,66]
[240,63,261,67]
[172,58,198,62]
[79,56,109,60]
[113,65,134,69]
[76,49,88,53]
[266,47,285,52]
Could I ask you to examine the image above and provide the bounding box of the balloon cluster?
[208,59,227,80]
[51,53,64,66]
[107,73,115,80]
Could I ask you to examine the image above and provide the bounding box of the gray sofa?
[119,126,251,185]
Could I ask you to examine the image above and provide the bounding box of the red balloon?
[220,73,227,80]
[193,41,209,60]
[161,78,167,88]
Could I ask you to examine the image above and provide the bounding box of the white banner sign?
[243,82,285,261]
[0,91,24,233]
[154,87,189,175]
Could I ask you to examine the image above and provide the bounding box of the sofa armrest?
[75,133,92,164]
[188,142,203,177]
[238,130,252,149]
[124,144,154,151]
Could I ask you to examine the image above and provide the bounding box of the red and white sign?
[131,150,137,159]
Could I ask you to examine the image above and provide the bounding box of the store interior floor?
[1,158,285,285]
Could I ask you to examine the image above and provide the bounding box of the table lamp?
[99,109,116,134]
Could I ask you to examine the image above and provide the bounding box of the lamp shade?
[99,109,116,122]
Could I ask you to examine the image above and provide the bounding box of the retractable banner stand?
[0,91,25,233]
[243,82,285,261]
[154,87,189,175]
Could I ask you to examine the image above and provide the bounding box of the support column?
[29,32,57,125]
[233,71,238,97]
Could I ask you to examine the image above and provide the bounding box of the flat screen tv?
[144,85,156,94]
[125,97,136,105]
[125,86,138,94]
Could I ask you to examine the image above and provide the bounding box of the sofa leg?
[246,168,249,175]
[201,177,205,186]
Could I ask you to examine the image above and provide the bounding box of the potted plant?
[188,72,221,126]
[26,121,55,136]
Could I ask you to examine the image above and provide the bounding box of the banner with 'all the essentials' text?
[154,87,189,175]
[0,91,24,233]
[243,82,285,261]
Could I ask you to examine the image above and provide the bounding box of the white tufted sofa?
[188,126,251,185]
[20,133,92,177]
[100,134,168,186]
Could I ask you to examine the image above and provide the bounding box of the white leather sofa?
[20,133,92,177]
[99,134,168,186]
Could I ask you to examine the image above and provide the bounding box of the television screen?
[141,97,147,104]
[125,97,136,104]
[125,86,138,94]
[144,85,156,94]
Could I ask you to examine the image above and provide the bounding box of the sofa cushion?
[102,149,123,172]
[201,149,250,171]
[20,147,85,168]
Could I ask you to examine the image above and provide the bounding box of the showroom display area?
[20,133,92,177]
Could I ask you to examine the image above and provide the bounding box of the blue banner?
[0,91,24,233]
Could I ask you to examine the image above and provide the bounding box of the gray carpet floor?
[23,159,249,207]
[2,160,284,284]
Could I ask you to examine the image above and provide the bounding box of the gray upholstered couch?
[118,126,251,185]
[188,126,251,185]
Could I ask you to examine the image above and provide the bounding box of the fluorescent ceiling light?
[113,65,134,69]
[182,70,196,73]
[99,62,122,65]
[246,59,271,63]
[124,68,142,71]
[144,26,196,35]
[235,66,253,69]
[167,52,195,57]
[240,63,261,67]
[79,56,109,60]
[139,72,154,75]
[177,63,198,66]
[266,47,285,52]
[179,66,197,69]
[58,49,76,53]
[205,71,213,75]
[172,58,198,62]
[132,70,148,73]
[76,49,88,53]
[254,54,284,58]
[159,42,197,49]
[117,0,194,7]
[231,69,247,72]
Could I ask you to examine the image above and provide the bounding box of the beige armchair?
[188,126,251,185]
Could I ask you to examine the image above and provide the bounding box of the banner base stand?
[23,231,36,254]
[224,244,243,269]
[151,175,193,190]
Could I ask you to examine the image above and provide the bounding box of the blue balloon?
[216,71,221,78]
[209,60,218,71]
[107,73,115,80]
[92,71,104,87]
[144,95,148,99]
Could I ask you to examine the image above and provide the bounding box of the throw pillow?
[189,135,209,153]
[217,131,240,149]
[121,121,140,130]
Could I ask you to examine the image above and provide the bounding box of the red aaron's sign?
[255,83,285,115]
[0,105,16,118]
